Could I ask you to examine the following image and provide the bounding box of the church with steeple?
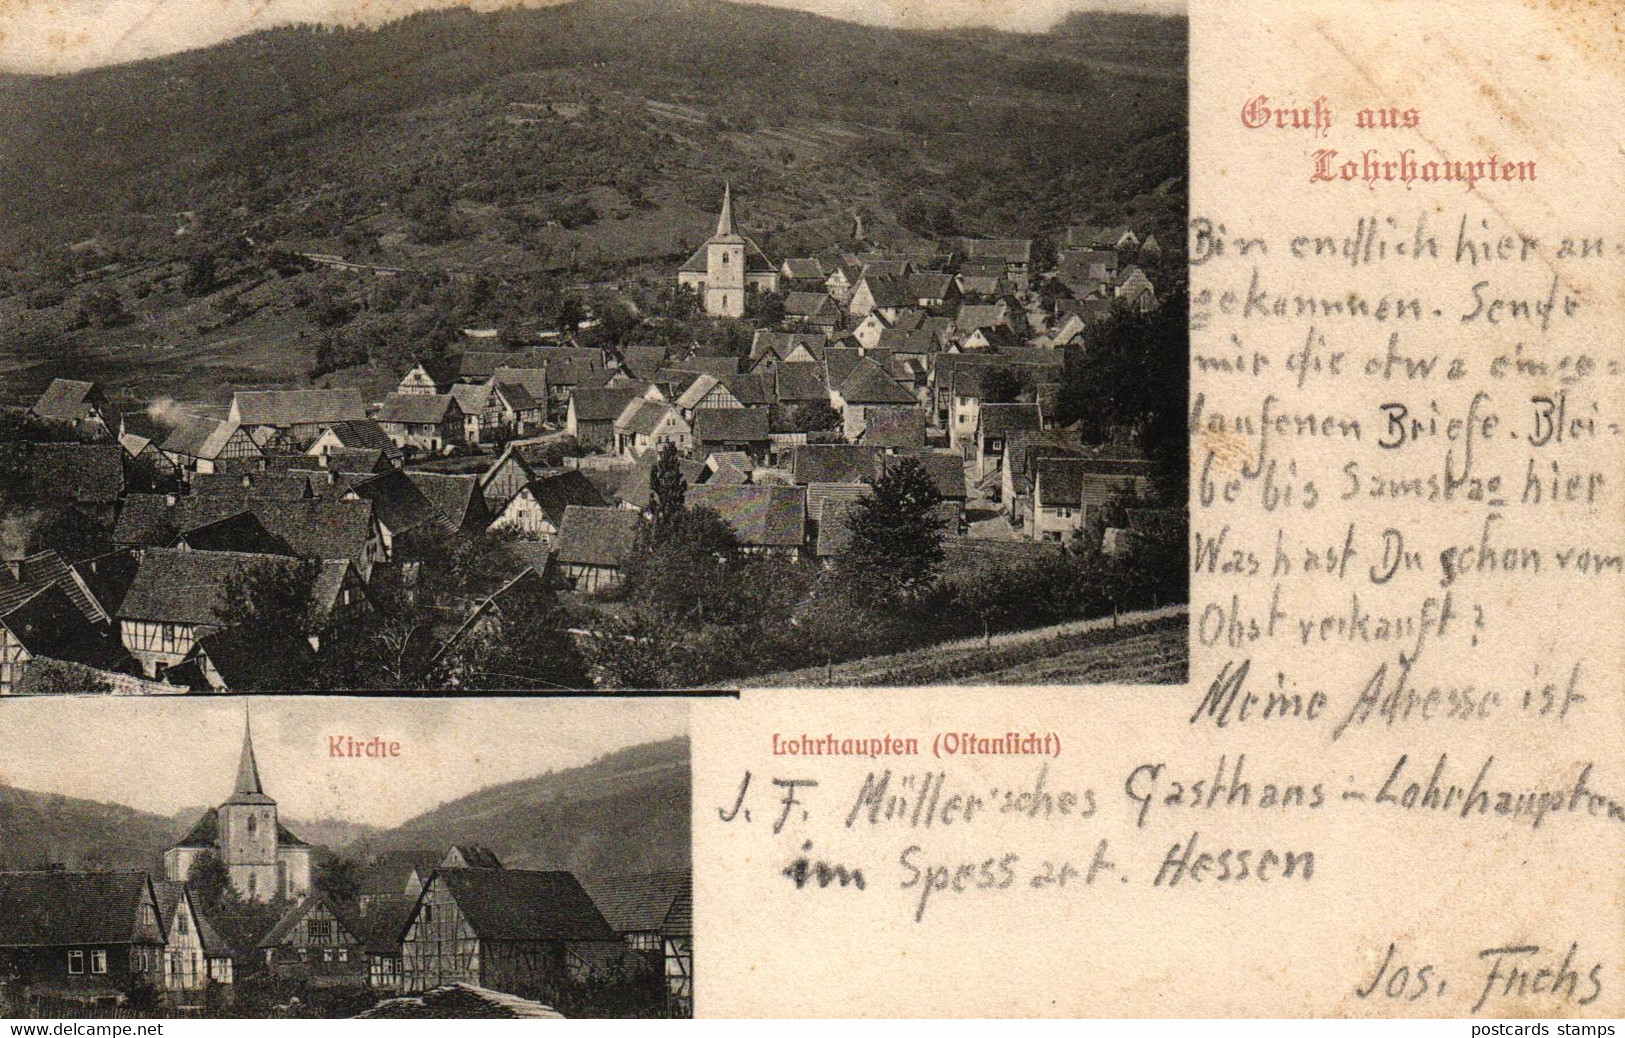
[676,183,779,316]
[164,714,313,903]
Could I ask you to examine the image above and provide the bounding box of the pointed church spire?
[235,709,264,797]
[715,181,735,237]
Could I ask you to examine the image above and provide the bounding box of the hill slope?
[355,735,691,881]
[0,784,181,873]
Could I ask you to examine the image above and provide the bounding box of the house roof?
[784,291,838,319]
[6,550,104,623]
[152,881,232,957]
[814,497,860,557]
[960,237,1033,263]
[0,584,126,672]
[616,455,707,511]
[823,348,864,387]
[955,303,1010,333]
[979,403,1043,437]
[517,470,608,525]
[117,549,348,627]
[617,347,670,381]
[663,888,692,937]
[804,481,870,523]
[572,386,647,423]
[791,444,881,485]
[749,330,826,364]
[0,871,156,948]
[422,869,615,943]
[836,358,917,405]
[582,869,691,935]
[178,511,296,556]
[774,363,828,404]
[1035,457,1155,508]
[408,472,488,532]
[193,470,315,502]
[401,357,459,388]
[233,389,366,427]
[458,350,530,381]
[686,484,806,547]
[856,407,925,448]
[780,257,825,280]
[258,893,360,950]
[677,232,776,275]
[159,415,255,461]
[376,392,460,425]
[692,407,770,444]
[893,451,967,501]
[671,355,742,378]
[347,470,449,537]
[319,420,397,454]
[352,896,416,957]
[673,374,723,411]
[487,366,546,404]
[493,380,539,413]
[24,443,124,505]
[28,378,95,417]
[552,506,642,568]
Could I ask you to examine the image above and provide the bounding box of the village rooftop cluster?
[0,188,1177,693]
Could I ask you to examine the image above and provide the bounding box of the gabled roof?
[233,389,367,427]
[24,443,124,505]
[672,355,743,378]
[258,893,361,950]
[856,275,913,310]
[0,583,126,672]
[0,871,157,948]
[686,484,806,547]
[663,888,692,937]
[617,346,671,381]
[856,408,926,448]
[491,365,548,402]
[516,470,608,525]
[7,550,105,622]
[117,549,348,627]
[1035,457,1156,508]
[421,869,615,943]
[784,291,838,319]
[616,454,707,511]
[408,472,488,532]
[617,399,684,437]
[494,381,540,415]
[553,507,642,568]
[836,358,917,405]
[572,386,647,423]
[152,881,232,957]
[804,481,871,523]
[673,374,723,411]
[959,237,1033,264]
[749,330,826,364]
[582,869,692,935]
[347,469,449,537]
[774,362,829,404]
[822,348,864,387]
[319,420,397,454]
[401,357,459,389]
[791,444,881,485]
[376,392,461,425]
[28,378,94,415]
[780,257,825,280]
[178,511,296,556]
[892,451,967,501]
[693,407,770,444]
[978,402,1043,437]
[458,350,530,381]
[160,415,255,461]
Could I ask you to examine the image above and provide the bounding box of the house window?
[1056,508,1074,519]
[247,814,258,837]
[323,949,333,963]
[177,914,189,936]
[68,951,84,974]
[338,949,349,963]
[309,918,333,940]
[422,905,433,924]
[139,903,155,926]
[248,874,257,896]
[91,950,107,974]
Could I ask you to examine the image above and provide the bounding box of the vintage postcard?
[0,0,1621,1022]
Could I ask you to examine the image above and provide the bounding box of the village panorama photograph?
[0,0,1188,691]
[0,697,693,1018]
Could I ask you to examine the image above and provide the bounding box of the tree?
[625,506,744,624]
[648,442,687,532]
[219,559,322,641]
[315,856,361,903]
[441,574,591,690]
[187,851,235,914]
[842,458,945,601]
[182,253,218,296]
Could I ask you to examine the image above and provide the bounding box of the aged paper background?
[695,0,1625,1017]
[0,0,1618,1020]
